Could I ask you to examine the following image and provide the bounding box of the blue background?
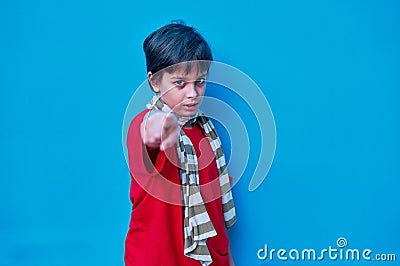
[1,0,399,265]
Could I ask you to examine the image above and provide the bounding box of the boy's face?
[150,64,207,117]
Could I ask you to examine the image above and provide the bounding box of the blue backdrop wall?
[1,0,399,265]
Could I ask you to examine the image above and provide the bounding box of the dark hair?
[143,20,213,77]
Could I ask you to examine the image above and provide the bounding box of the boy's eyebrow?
[170,74,207,80]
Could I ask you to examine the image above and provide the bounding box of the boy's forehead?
[166,63,208,78]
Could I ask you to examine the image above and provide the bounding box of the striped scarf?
[146,94,236,266]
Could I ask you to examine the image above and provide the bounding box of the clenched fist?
[140,110,179,151]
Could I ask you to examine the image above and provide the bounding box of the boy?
[125,21,236,266]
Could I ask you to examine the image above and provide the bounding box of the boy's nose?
[186,82,198,98]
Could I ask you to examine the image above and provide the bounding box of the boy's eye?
[195,78,206,86]
[175,80,185,87]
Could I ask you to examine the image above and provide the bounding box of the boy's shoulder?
[127,109,150,135]
[131,109,150,125]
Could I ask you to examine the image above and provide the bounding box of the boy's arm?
[127,110,177,177]
[141,110,178,151]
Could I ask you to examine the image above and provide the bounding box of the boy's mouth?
[183,102,199,110]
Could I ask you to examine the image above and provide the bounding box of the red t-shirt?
[124,110,229,266]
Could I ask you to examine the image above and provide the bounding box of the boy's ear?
[148,71,160,93]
